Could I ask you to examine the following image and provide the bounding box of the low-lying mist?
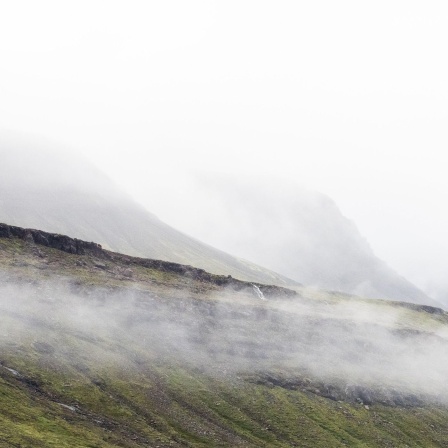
[1,277,447,406]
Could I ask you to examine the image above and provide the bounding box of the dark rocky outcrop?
[0,145,297,288]
[392,301,445,315]
[250,373,432,407]
[116,255,296,298]
[0,222,296,299]
[0,223,103,255]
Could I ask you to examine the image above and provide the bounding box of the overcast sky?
[1,1,447,300]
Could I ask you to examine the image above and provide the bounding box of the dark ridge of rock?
[0,223,103,255]
[0,222,296,298]
[387,299,445,316]
[250,373,431,407]
[114,254,296,298]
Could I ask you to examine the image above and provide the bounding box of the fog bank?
[1,277,447,405]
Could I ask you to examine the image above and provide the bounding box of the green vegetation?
[1,237,448,447]
[2,356,448,447]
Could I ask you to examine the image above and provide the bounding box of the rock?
[23,230,34,243]
[0,223,103,256]
[0,222,299,300]
[33,341,55,355]
[94,262,107,269]
[0,223,12,238]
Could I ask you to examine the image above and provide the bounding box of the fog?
[136,173,434,305]
[1,2,447,304]
[0,139,438,306]
[2,277,447,405]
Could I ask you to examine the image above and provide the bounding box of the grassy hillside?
[0,145,294,287]
[0,145,434,306]
[1,228,448,447]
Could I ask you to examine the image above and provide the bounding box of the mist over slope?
[164,175,433,305]
[0,137,291,286]
[0,136,433,305]
[1,226,448,447]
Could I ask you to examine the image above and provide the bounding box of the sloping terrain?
[168,176,433,305]
[1,224,448,447]
[0,140,293,287]
[0,139,434,307]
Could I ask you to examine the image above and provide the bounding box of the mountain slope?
[166,175,433,305]
[1,225,448,447]
[0,137,434,305]
[0,138,293,287]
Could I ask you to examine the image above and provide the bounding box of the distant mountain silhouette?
[167,175,434,305]
[0,135,434,305]
[0,136,293,286]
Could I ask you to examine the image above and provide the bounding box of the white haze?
[1,1,448,303]
[1,277,448,404]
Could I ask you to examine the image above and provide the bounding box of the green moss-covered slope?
[1,231,448,447]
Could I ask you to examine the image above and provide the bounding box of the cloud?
[1,275,447,405]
